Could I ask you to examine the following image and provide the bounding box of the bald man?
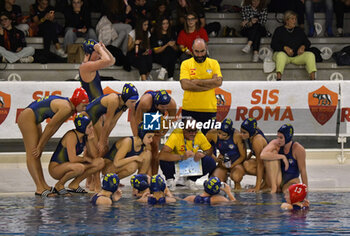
[179,38,223,135]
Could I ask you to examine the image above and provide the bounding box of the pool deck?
[1,150,350,194]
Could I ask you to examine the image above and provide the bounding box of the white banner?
[0,81,342,139]
[339,81,350,136]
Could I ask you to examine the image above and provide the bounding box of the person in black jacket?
[270,11,316,80]
[0,11,34,63]
[63,0,97,50]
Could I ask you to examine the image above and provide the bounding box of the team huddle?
[17,39,308,210]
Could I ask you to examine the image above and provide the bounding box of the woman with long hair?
[127,17,153,81]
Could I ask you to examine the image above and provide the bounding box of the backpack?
[332,45,350,66]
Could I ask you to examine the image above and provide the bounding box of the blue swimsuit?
[248,128,268,156]
[79,71,103,102]
[148,196,166,205]
[216,131,240,163]
[194,195,211,204]
[280,142,300,186]
[135,91,159,113]
[104,137,144,161]
[50,130,86,164]
[91,193,112,205]
[86,94,123,124]
[27,95,70,124]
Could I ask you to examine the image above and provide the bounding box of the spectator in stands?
[334,0,350,36]
[270,11,316,80]
[180,38,222,135]
[0,11,34,63]
[268,0,305,29]
[305,0,334,37]
[30,0,67,58]
[151,16,178,81]
[127,17,153,81]
[63,0,97,51]
[48,115,104,195]
[101,0,132,55]
[177,12,208,63]
[129,0,150,28]
[241,0,268,62]
[2,0,29,35]
[150,0,172,32]
[173,0,220,36]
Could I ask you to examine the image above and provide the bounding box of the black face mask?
[193,53,207,63]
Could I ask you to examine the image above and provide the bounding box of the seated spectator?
[158,118,217,191]
[63,0,97,51]
[206,118,246,190]
[0,12,35,63]
[268,0,305,28]
[129,0,150,28]
[241,0,268,62]
[150,0,172,32]
[127,17,153,81]
[173,0,220,36]
[30,0,67,58]
[102,0,132,55]
[151,16,178,80]
[3,0,29,35]
[305,0,334,36]
[334,0,350,36]
[270,11,316,80]
[184,177,236,204]
[177,12,208,63]
[102,122,154,179]
[48,115,104,195]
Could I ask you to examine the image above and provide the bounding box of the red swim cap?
[70,87,89,108]
[288,183,307,204]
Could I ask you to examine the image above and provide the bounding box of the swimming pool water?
[0,192,350,235]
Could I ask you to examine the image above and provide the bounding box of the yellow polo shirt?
[180,57,222,112]
[164,129,212,155]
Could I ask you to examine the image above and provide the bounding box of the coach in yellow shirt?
[180,38,223,135]
[158,120,217,190]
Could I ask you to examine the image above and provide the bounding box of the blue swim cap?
[150,175,166,192]
[74,114,91,134]
[154,90,171,106]
[130,174,149,191]
[204,177,221,195]
[220,118,234,136]
[102,173,120,193]
[241,118,257,137]
[278,124,294,144]
[138,122,153,140]
[82,39,98,54]
[121,83,139,103]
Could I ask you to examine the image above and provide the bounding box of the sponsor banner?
[0,81,341,139]
[340,81,350,136]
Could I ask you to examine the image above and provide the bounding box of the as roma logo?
[308,86,338,125]
[0,91,11,125]
[215,87,232,122]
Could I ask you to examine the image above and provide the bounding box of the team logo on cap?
[308,86,338,125]
[0,91,11,126]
